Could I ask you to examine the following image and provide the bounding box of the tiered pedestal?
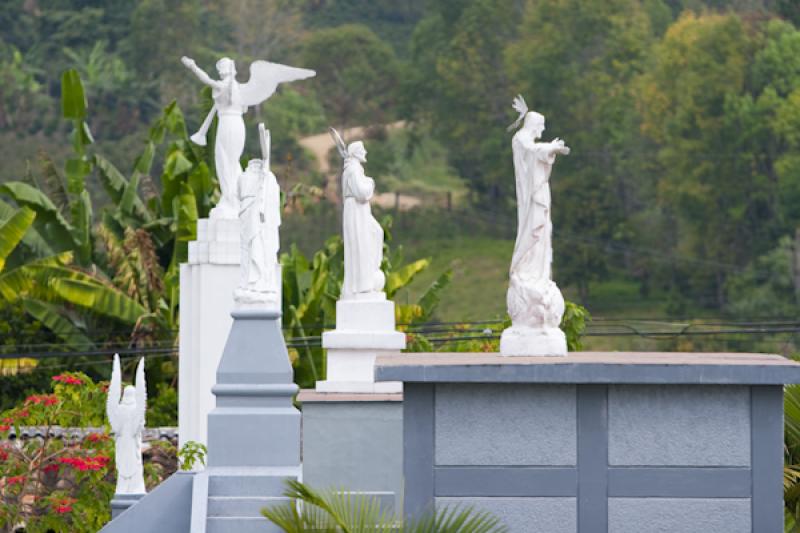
[376,352,800,533]
[179,218,240,449]
[316,296,405,393]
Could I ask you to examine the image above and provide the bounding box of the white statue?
[107,354,146,494]
[330,128,385,299]
[180,56,315,219]
[235,123,281,304]
[500,95,570,356]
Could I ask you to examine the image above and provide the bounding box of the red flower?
[16,409,28,418]
[58,455,110,471]
[43,463,59,473]
[24,394,58,407]
[86,433,109,443]
[52,374,83,385]
[54,497,76,514]
[0,425,9,432]
[0,449,8,461]
[6,475,25,486]
[2,417,13,424]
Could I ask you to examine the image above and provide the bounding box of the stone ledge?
[297,390,403,403]
[374,351,800,384]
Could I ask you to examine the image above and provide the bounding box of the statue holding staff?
[330,128,385,300]
[501,95,570,356]
[107,354,147,495]
[235,123,281,304]
[181,56,315,219]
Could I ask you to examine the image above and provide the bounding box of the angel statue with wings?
[330,128,385,300]
[181,56,315,219]
[235,123,281,305]
[106,354,147,495]
[500,95,571,356]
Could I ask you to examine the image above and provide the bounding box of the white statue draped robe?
[181,57,315,219]
[236,160,280,302]
[107,355,146,495]
[507,128,566,329]
[342,157,385,299]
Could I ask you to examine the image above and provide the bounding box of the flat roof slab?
[374,352,800,385]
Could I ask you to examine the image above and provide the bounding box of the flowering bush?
[0,370,175,532]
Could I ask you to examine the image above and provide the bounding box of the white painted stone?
[107,354,147,495]
[181,56,315,220]
[179,218,240,451]
[499,326,567,357]
[501,95,570,357]
[317,300,405,393]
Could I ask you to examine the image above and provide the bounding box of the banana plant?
[0,70,216,347]
[262,480,508,533]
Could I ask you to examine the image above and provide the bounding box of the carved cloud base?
[499,326,567,357]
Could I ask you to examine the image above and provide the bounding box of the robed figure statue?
[500,95,571,356]
[107,354,147,494]
[330,128,385,299]
[181,56,314,219]
[235,124,281,304]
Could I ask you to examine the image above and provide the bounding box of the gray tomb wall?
[376,351,800,533]
[299,391,403,512]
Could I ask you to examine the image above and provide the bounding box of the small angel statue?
[501,95,571,356]
[181,56,315,219]
[107,354,146,494]
[235,123,281,304]
[330,128,385,300]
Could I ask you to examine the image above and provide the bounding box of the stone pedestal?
[110,493,144,519]
[376,352,800,532]
[316,296,405,393]
[179,218,240,450]
[298,390,403,512]
[500,326,566,357]
[198,309,300,533]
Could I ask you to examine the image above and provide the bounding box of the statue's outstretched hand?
[181,56,196,69]
[552,138,570,155]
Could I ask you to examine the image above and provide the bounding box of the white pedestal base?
[317,298,406,393]
[499,326,567,357]
[179,218,240,452]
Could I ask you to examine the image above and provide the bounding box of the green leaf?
[0,199,53,257]
[22,298,93,348]
[119,173,141,216]
[51,278,148,324]
[0,207,35,271]
[70,190,93,266]
[61,69,87,119]
[411,269,453,325]
[385,258,430,297]
[0,181,76,250]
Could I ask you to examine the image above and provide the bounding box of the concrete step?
[207,496,287,517]
[208,474,289,497]
[206,516,283,533]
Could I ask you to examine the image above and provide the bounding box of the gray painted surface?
[404,383,434,517]
[435,467,576,497]
[752,386,784,533]
[375,352,800,384]
[608,385,750,466]
[607,467,751,497]
[435,384,576,466]
[301,400,403,512]
[436,497,577,533]
[608,498,751,533]
[204,311,300,532]
[110,494,143,519]
[401,381,785,532]
[99,473,194,533]
[577,385,607,533]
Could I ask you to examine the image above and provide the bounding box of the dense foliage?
[0,371,175,533]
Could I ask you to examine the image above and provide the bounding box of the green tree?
[505,0,657,301]
[302,24,400,129]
